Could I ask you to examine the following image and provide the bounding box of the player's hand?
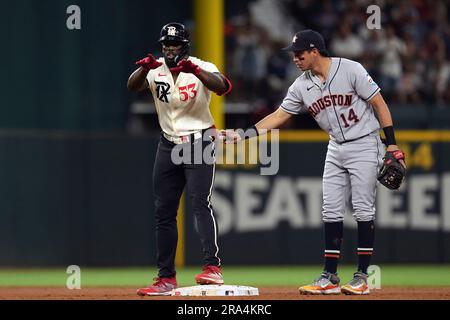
[170,59,202,76]
[218,129,242,144]
[386,145,406,169]
[135,54,162,72]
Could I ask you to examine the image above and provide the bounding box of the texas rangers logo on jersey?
[308,94,353,117]
[167,26,177,36]
[155,81,171,103]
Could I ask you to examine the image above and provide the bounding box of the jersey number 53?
[179,83,197,101]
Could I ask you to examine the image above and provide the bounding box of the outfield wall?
[0,131,449,266]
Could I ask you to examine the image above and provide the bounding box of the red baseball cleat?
[136,276,177,296]
[195,265,224,285]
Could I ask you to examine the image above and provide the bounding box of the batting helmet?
[158,22,190,44]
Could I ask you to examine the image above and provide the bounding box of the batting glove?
[135,54,162,72]
[170,59,202,76]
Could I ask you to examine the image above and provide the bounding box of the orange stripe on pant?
[324,254,340,258]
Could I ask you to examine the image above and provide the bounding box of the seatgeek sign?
[211,171,450,235]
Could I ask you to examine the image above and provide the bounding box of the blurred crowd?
[224,0,450,117]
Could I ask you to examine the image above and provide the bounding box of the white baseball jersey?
[146,56,219,136]
[281,57,381,143]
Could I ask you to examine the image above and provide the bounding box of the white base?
[171,285,259,296]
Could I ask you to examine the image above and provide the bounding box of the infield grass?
[0,265,450,287]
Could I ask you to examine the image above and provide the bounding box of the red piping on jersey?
[217,75,232,96]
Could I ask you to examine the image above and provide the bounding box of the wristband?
[239,125,259,140]
[383,126,397,146]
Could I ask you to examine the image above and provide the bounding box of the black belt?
[336,133,370,144]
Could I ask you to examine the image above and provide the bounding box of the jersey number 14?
[340,108,360,128]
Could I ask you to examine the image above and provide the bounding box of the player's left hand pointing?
[170,59,202,76]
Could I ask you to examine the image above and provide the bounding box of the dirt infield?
[1,287,450,300]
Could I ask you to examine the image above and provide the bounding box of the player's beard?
[164,55,178,68]
[164,44,189,68]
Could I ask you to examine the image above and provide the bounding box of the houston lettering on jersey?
[308,94,353,117]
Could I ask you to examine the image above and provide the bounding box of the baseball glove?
[377,150,406,190]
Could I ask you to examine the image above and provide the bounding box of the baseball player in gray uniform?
[220,30,406,295]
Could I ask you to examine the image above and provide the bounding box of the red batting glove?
[170,59,202,76]
[135,54,162,72]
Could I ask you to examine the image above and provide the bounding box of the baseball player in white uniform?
[220,30,406,295]
[127,22,232,296]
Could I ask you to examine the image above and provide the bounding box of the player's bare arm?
[219,107,292,143]
[127,67,150,91]
[369,93,393,131]
[370,92,406,168]
[197,71,230,96]
[369,92,396,148]
[254,107,293,134]
[127,54,162,91]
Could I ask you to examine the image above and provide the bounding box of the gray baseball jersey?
[281,57,381,143]
[280,57,384,223]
